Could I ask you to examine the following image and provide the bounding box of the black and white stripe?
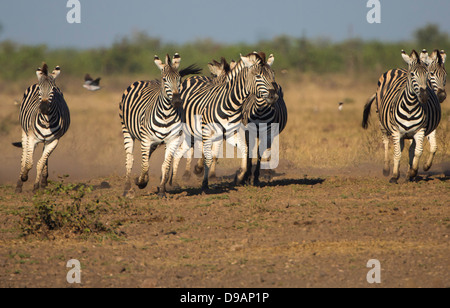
[362,50,441,183]
[173,52,278,191]
[15,63,70,193]
[184,56,288,186]
[119,53,200,197]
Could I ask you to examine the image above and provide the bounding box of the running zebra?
[177,56,288,186]
[173,52,278,191]
[362,50,441,183]
[171,57,237,183]
[15,63,70,193]
[119,53,200,197]
[241,82,288,186]
[419,49,446,171]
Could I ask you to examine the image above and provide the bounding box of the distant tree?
[414,24,449,49]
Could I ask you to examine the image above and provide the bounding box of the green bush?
[21,181,111,237]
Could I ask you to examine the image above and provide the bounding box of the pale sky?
[0,0,449,49]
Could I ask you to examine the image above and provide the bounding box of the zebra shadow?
[170,174,325,196]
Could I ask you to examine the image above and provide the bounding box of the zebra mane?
[246,51,266,64]
[433,49,444,65]
[39,63,49,76]
[179,64,202,77]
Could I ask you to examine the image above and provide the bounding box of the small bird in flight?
[83,74,102,91]
[338,102,344,111]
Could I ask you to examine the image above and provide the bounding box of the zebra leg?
[122,132,135,197]
[158,136,181,197]
[171,140,191,187]
[194,156,205,176]
[16,134,37,193]
[34,139,59,192]
[235,131,249,186]
[381,129,391,177]
[423,130,437,171]
[182,147,194,180]
[390,134,404,184]
[407,129,425,181]
[209,141,221,179]
[201,138,213,192]
[135,140,153,190]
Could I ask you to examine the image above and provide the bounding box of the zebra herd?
[13,49,446,197]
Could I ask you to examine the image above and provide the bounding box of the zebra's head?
[421,49,447,103]
[36,63,60,115]
[154,53,182,108]
[241,52,278,104]
[402,50,429,104]
[207,57,234,84]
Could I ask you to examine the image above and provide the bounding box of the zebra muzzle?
[40,99,50,115]
[437,89,446,103]
[171,93,182,108]
[419,88,428,104]
[267,89,279,104]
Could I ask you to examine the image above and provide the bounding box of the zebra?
[241,82,287,186]
[418,49,446,171]
[363,49,446,175]
[171,57,237,184]
[177,56,288,187]
[362,50,441,183]
[119,53,201,198]
[173,52,278,192]
[15,63,70,193]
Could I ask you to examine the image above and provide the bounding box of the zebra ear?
[420,49,429,65]
[36,68,44,80]
[267,54,275,67]
[172,53,181,69]
[51,66,61,79]
[229,60,237,70]
[401,50,412,65]
[240,54,255,68]
[440,50,446,64]
[207,62,219,77]
[154,55,165,71]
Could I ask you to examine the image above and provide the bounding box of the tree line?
[0,24,448,81]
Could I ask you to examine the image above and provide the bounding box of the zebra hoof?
[194,165,204,176]
[253,178,261,187]
[182,171,191,181]
[201,182,209,194]
[389,178,398,184]
[407,169,418,179]
[135,177,148,190]
[15,186,23,194]
[21,174,28,182]
[123,189,135,199]
[32,183,40,193]
[423,163,432,172]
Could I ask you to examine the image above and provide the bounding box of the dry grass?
[0,72,449,185]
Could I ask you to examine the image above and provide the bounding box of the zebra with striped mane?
[362,50,441,183]
[174,52,278,192]
[171,57,237,184]
[119,53,201,198]
[419,49,446,172]
[176,55,288,187]
[15,63,70,193]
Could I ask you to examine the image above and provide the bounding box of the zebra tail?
[12,142,22,148]
[362,93,375,129]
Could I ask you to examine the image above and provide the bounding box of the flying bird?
[338,102,344,111]
[83,74,102,91]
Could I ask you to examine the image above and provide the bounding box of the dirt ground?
[0,160,449,288]
[0,75,449,289]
